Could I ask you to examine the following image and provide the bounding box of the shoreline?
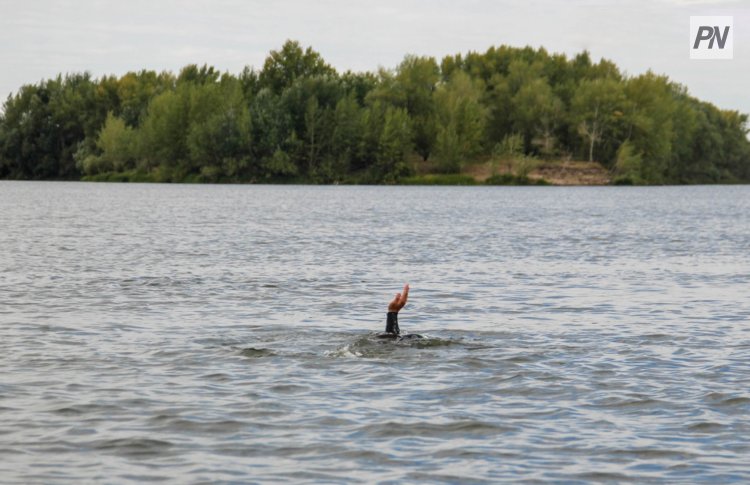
[3,158,748,187]
[71,158,615,186]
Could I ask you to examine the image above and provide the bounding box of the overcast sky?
[1,0,748,115]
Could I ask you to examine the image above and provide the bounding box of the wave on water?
[5,184,750,482]
[239,347,276,358]
[328,333,457,358]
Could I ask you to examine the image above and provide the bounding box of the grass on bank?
[399,173,549,185]
[79,167,561,186]
[80,156,617,186]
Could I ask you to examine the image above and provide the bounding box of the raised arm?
[388,283,409,313]
[385,283,409,334]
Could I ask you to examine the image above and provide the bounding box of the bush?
[399,174,477,185]
[485,174,549,185]
[614,141,645,184]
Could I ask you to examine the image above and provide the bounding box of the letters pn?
[693,25,730,49]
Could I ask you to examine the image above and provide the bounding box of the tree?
[432,71,487,172]
[279,75,342,179]
[2,42,749,185]
[248,88,295,178]
[0,84,57,178]
[177,64,220,85]
[619,72,676,183]
[0,73,103,179]
[376,106,412,182]
[484,73,513,146]
[613,140,644,184]
[76,112,136,175]
[339,70,377,104]
[136,87,191,174]
[394,56,439,160]
[331,94,364,174]
[186,80,253,180]
[510,78,563,156]
[571,78,625,164]
[304,96,323,176]
[483,59,544,148]
[258,40,336,94]
[365,56,439,160]
[115,70,174,127]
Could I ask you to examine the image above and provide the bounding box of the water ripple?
[1,182,750,482]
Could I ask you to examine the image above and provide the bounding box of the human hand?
[388,283,409,313]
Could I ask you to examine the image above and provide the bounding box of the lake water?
[1,181,749,483]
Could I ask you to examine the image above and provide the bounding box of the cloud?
[0,0,747,115]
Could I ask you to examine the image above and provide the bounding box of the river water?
[1,181,749,483]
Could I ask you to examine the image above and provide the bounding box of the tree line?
[1,40,748,184]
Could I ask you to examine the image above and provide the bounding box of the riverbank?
[464,159,610,185]
[400,158,611,185]
[76,158,611,186]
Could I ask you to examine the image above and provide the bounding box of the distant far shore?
[5,157,745,186]
[64,157,607,186]
[2,41,748,186]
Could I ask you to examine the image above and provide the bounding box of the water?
[1,181,749,483]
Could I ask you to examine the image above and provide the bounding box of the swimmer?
[377,283,422,340]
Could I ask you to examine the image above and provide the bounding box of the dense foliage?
[1,41,748,184]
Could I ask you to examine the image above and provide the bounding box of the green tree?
[366,56,439,160]
[331,93,364,175]
[76,112,136,175]
[0,73,104,179]
[177,64,220,85]
[483,57,544,147]
[510,78,563,156]
[339,70,378,104]
[571,77,625,164]
[2,42,749,185]
[248,88,295,177]
[259,40,336,94]
[376,106,412,182]
[136,87,191,174]
[433,71,487,172]
[0,84,57,178]
[359,100,387,171]
[484,73,513,147]
[394,56,439,160]
[620,72,676,182]
[186,81,253,180]
[115,70,174,127]
[613,140,644,184]
[304,96,323,177]
[280,75,341,179]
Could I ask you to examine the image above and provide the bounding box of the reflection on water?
[1,181,749,482]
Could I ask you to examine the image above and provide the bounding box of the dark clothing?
[385,312,400,335]
[376,312,400,339]
[377,311,423,340]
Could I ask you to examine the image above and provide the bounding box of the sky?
[0,0,748,115]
